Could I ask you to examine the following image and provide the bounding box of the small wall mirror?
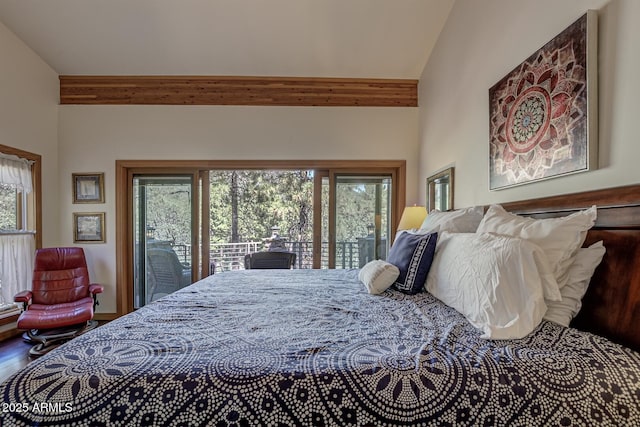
[426,167,454,212]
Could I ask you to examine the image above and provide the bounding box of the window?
[0,144,41,307]
[0,183,19,230]
[208,170,314,270]
[0,144,40,237]
[205,169,397,270]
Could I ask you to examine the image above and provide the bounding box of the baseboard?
[0,313,19,343]
[94,313,119,321]
[0,327,21,342]
[0,313,19,327]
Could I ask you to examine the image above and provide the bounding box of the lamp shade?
[397,206,427,230]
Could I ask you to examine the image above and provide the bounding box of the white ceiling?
[0,0,453,78]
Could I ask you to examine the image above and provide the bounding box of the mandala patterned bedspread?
[2,270,639,426]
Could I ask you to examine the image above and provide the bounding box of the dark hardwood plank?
[502,184,640,215]
[0,334,32,384]
[573,230,640,351]
[501,184,640,352]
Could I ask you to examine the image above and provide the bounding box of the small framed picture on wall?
[426,167,454,212]
[73,212,105,243]
[73,173,105,203]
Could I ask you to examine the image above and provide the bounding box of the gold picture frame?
[73,173,105,203]
[73,212,105,243]
[427,167,454,212]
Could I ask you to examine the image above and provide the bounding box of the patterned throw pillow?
[387,231,438,294]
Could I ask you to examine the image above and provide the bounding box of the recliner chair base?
[23,320,98,357]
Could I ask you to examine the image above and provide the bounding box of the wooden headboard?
[501,184,640,352]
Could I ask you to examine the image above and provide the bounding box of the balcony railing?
[172,240,368,272]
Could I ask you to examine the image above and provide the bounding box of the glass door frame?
[132,174,198,308]
[119,166,201,314]
[325,168,397,269]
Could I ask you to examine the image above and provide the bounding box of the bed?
[1,185,640,426]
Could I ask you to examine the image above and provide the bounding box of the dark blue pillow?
[387,231,438,294]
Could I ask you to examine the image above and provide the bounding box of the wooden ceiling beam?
[59,76,417,107]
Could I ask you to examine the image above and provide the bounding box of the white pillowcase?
[358,260,400,294]
[544,241,606,327]
[393,225,440,244]
[476,204,596,289]
[425,232,558,340]
[420,206,484,233]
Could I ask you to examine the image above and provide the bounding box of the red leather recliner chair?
[14,247,103,356]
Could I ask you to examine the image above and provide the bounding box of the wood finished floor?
[0,334,33,384]
[0,322,109,384]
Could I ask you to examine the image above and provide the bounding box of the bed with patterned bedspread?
[1,269,639,426]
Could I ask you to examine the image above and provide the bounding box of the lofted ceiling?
[0,0,453,79]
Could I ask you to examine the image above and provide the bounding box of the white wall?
[0,21,59,244]
[418,0,638,207]
[58,106,419,313]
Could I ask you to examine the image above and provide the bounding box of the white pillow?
[476,205,596,289]
[358,260,400,295]
[420,206,484,233]
[425,232,558,340]
[544,241,606,327]
[392,225,440,244]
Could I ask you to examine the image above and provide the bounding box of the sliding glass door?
[325,172,394,269]
[117,160,404,314]
[132,175,196,308]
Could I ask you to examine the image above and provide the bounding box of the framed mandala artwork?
[488,11,598,190]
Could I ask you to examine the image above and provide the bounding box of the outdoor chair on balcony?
[147,248,192,301]
[244,251,296,269]
[14,247,103,357]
